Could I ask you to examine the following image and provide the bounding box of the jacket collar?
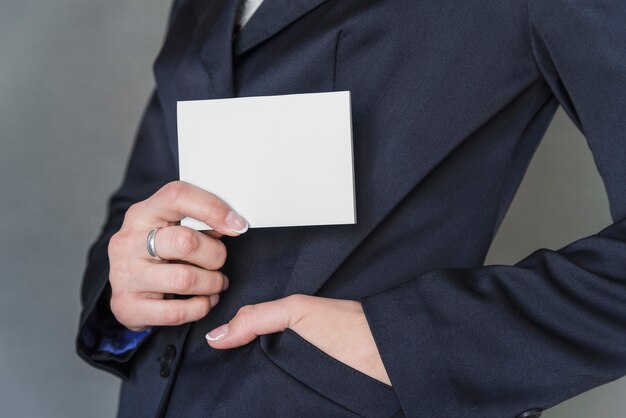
[189,0,331,97]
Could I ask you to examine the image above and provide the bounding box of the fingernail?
[209,293,219,307]
[225,211,248,234]
[206,324,229,341]
[222,275,230,291]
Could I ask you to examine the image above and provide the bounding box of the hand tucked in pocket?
[205,294,392,386]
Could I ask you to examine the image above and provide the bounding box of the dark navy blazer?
[76,0,626,417]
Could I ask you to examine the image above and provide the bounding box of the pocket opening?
[259,328,402,418]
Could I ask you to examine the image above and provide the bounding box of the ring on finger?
[147,228,162,260]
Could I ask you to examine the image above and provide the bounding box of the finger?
[130,295,219,328]
[145,225,227,270]
[202,230,224,239]
[131,263,229,295]
[141,181,249,236]
[205,295,308,349]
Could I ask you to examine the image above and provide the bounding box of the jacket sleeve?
[75,91,178,379]
[360,1,626,417]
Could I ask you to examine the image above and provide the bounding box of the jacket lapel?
[188,0,332,96]
[234,0,331,56]
[190,0,241,98]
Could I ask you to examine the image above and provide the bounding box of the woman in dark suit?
[77,0,626,417]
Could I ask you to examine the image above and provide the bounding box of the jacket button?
[157,344,177,378]
[516,409,543,418]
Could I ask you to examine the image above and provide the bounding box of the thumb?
[205,295,307,349]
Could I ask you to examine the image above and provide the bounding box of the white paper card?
[177,91,356,230]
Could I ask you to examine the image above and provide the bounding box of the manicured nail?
[209,293,220,307]
[225,211,248,234]
[206,323,229,341]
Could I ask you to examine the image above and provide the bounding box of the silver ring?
[147,228,162,260]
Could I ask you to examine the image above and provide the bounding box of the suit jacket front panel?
[162,1,559,417]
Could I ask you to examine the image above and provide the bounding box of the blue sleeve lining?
[95,327,153,355]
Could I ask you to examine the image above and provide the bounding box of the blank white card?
[177,91,356,230]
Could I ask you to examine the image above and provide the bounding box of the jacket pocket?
[259,328,402,418]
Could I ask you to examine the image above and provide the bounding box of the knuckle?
[109,230,134,263]
[196,197,224,225]
[160,306,183,325]
[171,228,199,257]
[287,293,307,305]
[215,272,227,292]
[124,202,144,221]
[236,304,256,326]
[171,267,194,293]
[108,232,120,250]
[203,198,226,221]
[237,304,255,316]
[161,181,187,204]
[110,292,141,329]
[213,241,227,268]
[194,297,212,319]
[109,293,125,319]
[203,197,219,214]
[107,232,123,258]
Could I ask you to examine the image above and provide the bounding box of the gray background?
[0,0,623,417]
